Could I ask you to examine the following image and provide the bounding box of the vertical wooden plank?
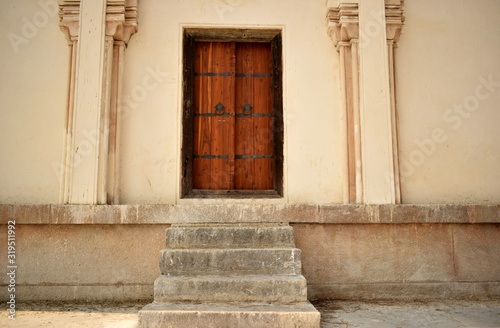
[235,43,255,189]
[208,42,233,189]
[228,42,236,189]
[271,34,284,196]
[181,32,195,196]
[252,43,273,189]
[211,42,222,188]
[193,42,212,189]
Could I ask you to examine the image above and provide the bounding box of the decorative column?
[385,0,405,203]
[59,0,138,204]
[327,0,404,204]
[327,2,363,204]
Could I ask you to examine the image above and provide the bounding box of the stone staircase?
[139,223,320,328]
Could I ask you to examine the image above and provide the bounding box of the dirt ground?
[0,300,499,327]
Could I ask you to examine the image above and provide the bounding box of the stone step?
[154,274,308,303]
[165,224,295,249]
[139,302,321,328]
[159,248,302,276]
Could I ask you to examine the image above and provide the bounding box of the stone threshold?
[0,204,499,225]
[139,302,320,328]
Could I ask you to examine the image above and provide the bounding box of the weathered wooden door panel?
[193,42,235,189]
[193,41,273,190]
[235,43,273,190]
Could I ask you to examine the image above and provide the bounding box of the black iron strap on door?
[195,101,273,117]
[194,72,231,76]
[195,113,230,117]
[194,155,230,159]
[235,113,272,117]
[236,73,272,77]
[235,155,274,159]
[194,154,274,159]
[195,113,271,117]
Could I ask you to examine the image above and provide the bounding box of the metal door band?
[194,155,274,159]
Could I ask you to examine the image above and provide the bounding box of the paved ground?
[312,300,500,328]
[0,300,499,327]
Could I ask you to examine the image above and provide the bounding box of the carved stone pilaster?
[327,0,404,204]
[328,2,363,204]
[58,1,138,204]
[385,0,404,203]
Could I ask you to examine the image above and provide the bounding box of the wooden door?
[193,41,274,190]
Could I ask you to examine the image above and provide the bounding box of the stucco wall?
[0,0,499,205]
[396,0,500,204]
[0,0,68,204]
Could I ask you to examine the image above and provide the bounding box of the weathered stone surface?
[50,205,95,224]
[2,204,500,224]
[154,274,308,303]
[160,248,302,275]
[453,224,500,281]
[293,223,455,284]
[93,205,139,224]
[0,224,169,286]
[308,282,500,300]
[0,204,51,224]
[166,224,295,248]
[6,285,154,302]
[139,302,320,328]
[1,222,498,303]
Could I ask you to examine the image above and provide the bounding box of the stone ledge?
[0,204,499,225]
[139,302,320,328]
[0,284,154,302]
[308,282,500,300]
[4,282,499,302]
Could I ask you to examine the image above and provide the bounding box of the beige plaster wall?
[0,0,68,204]
[119,0,343,204]
[396,0,500,204]
[1,0,499,205]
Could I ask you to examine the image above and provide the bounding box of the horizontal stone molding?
[308,282,500,301]
[0,204,499,225]
[0,284,153,302]
[2,282,498,302]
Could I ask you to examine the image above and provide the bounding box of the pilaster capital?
[327,0,405,47]
[59,0,139,44]
[59,1,80,41]
[327,2,359,47]
[385,0,405,43]
[105,0,139,43]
